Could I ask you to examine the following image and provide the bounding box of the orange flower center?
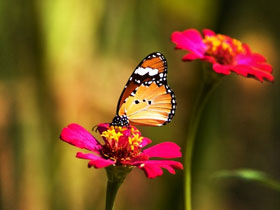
[203,34,245,65]
[100,126,144,164]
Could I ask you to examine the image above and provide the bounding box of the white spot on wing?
[149,68,158,76]
[135,67,159,76]
[135,67,149,75]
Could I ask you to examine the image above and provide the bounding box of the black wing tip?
[145,52,166,60]
[148,52,164,56]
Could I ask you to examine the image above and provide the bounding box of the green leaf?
[213,168,280,192]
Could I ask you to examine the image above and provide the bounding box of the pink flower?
[171,29,274,82]
[60,123,183,178]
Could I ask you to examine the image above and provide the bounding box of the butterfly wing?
[118,82,175,126]
[113,52,176,126]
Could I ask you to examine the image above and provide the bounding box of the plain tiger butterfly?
[111,52,176,126]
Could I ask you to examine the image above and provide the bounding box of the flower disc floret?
[100,126,144,164]
[101,126,124,141]
[203,34,245,65]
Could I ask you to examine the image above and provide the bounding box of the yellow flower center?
[203,34,245,65]
[100,126,144,164]
[101,126,124,141]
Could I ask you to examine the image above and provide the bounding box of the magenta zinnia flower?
[60,123,183,178]
[171,29,274,82]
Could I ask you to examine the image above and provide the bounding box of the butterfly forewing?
[117,53,167,111]
[113,52,176,126]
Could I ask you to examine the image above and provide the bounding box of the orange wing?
[116,52,167,112]
[118,82,175,126]
[111,52,176,126]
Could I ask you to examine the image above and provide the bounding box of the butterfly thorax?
[111,115,129,126]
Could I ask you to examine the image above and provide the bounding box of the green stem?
[185,68,222,210]
[105,180,122,210]
[105,166,132,210]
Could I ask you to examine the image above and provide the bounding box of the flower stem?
[105,180,122,210]
[185,66,222,210]
[105,166,132,210]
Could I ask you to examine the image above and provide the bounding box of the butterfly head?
[111,115,129,126]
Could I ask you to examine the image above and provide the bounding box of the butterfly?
[111,52,176,127]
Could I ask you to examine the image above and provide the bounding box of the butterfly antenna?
[92,125,98,132]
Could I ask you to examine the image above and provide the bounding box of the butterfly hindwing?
[118,82,175,126]
[112,52,176,126]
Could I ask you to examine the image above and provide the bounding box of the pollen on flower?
[222,42,232,53]
[232,38,245,53]
[203,34,246,65]
[99,125,145,165]
[131,133,143,144]
[128,132,143,150]
[101,126,123,141]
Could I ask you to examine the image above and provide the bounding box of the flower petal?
[136,160,183,179]
[76,152,115,168]
[143,142,182,158]
[232,65,274,82]
[182,52,204,61]
[212,63,231,75]
[202,29,216,37]
[171,29,206,57]
[96,123,110,134]
[140,137,152,148]
[60,123,102,152]
[236,54,274,82]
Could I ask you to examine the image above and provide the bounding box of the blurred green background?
[0,0,279,210]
